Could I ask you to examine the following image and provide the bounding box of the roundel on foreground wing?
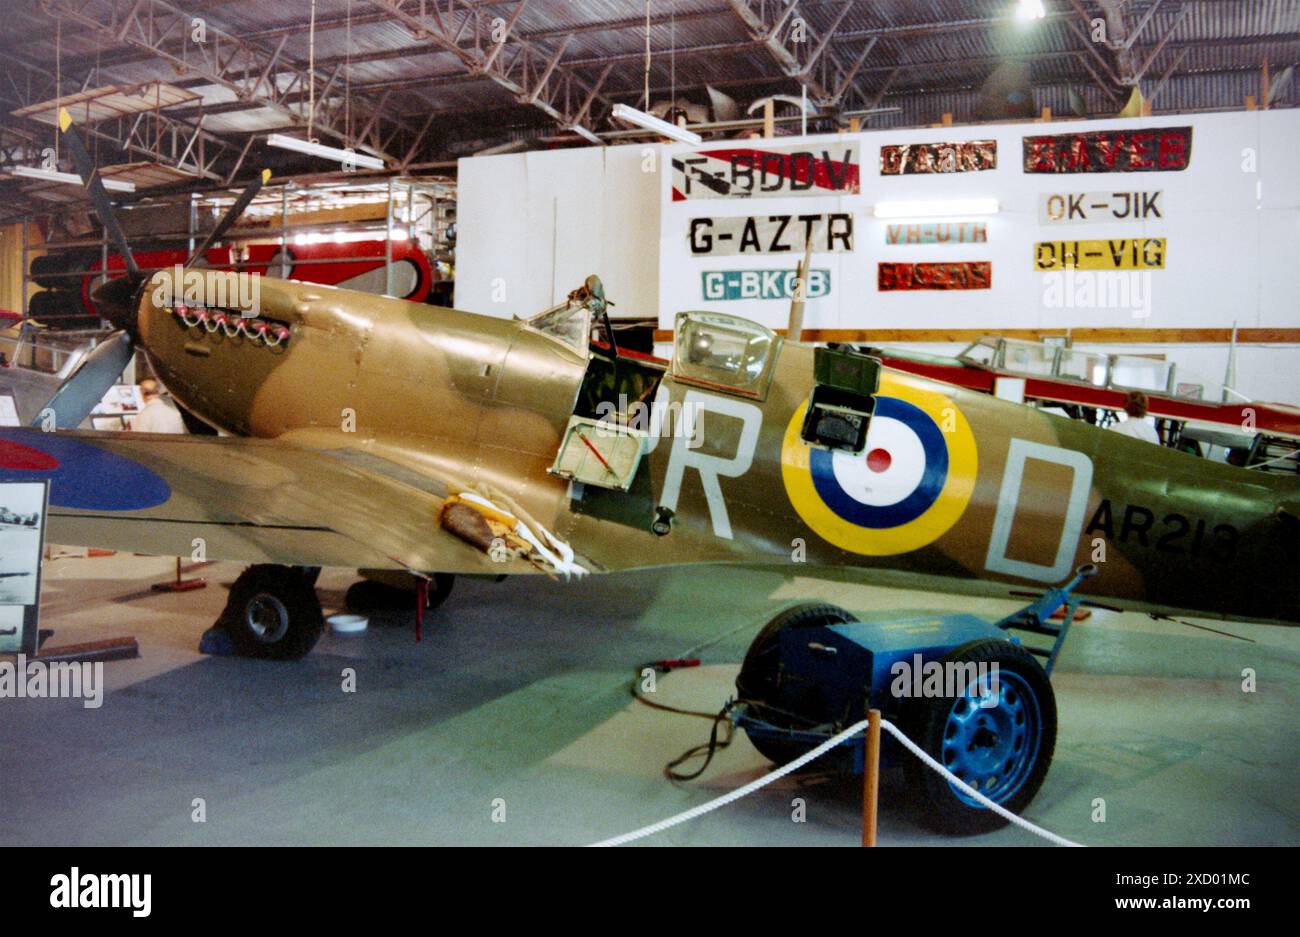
[0,431,171,511]
[780,376,978,556]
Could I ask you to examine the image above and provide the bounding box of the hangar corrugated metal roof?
[0,0,1294,198]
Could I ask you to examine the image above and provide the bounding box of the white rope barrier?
[589,717,1083,848]
[589,719,871,847]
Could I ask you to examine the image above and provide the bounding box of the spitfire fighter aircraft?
[3,113,1296,831]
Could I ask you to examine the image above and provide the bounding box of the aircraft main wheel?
[903,639,1056,835]
[736,602,857,767]
[345,574,454,613]
[220,564,324,660]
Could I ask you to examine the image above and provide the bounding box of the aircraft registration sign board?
[878,262,992,290]
[687,213,854,256]
[1023,127,1192,173]
[701,269,831,301]
[1039,191,1163,224]
[879,140,997,174]
[671,142,860,200]
[884,222,988,245]
[1034,238,1166,270]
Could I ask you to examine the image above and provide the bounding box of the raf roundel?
[781,376,978,556]
[0,430,171,512]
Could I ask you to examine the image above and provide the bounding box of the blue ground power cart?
[731,565,1098,834]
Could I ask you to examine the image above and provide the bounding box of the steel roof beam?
[0,55,232,179]
[365,0,612,138]
[39,0,416,163]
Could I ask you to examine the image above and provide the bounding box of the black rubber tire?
[27,289,99,330]
[219,564,324,660]
[27,288,88,318]
[30,250,94,289]
[902,638,1057,835]
[736,602,857,766]
[345,574,454,613]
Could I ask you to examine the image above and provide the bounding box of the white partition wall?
[456,144,662,319]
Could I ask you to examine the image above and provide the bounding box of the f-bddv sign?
[672,142,859,200]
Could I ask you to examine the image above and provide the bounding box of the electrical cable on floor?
[629,658,835,781]
[664,711,733,781]
[629,659,735,780]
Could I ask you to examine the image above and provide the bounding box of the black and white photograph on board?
[0,481,46,607]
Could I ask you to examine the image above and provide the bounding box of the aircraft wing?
[0,427,542,575]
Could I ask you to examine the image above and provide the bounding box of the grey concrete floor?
[0,552,1296,847]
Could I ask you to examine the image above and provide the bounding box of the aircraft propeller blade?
[186,169,271,267]
[33,331,134,430]
[58,109,139,278]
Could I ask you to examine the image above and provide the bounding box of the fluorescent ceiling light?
[611,103,702,146]
[1016,0,1046,20]
[569,125,603,145]
[9,165,135,192]
[873,198,999,219]
[266,133,386,170]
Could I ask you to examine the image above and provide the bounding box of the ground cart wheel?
[903,638,1057,835]
[736,602,858,766]
[220,564,324,660]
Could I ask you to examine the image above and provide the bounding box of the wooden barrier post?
[862,708,882,846]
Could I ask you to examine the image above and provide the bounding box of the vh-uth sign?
[702,269,831,301]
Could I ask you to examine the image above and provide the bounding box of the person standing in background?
[1108,390,1160,445]
[131,378,187,433]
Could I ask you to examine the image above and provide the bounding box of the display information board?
[0,481,49,657]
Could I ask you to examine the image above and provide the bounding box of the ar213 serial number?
[1086,499,1239,563]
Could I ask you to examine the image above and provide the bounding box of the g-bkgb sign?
[701,268,831,301]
